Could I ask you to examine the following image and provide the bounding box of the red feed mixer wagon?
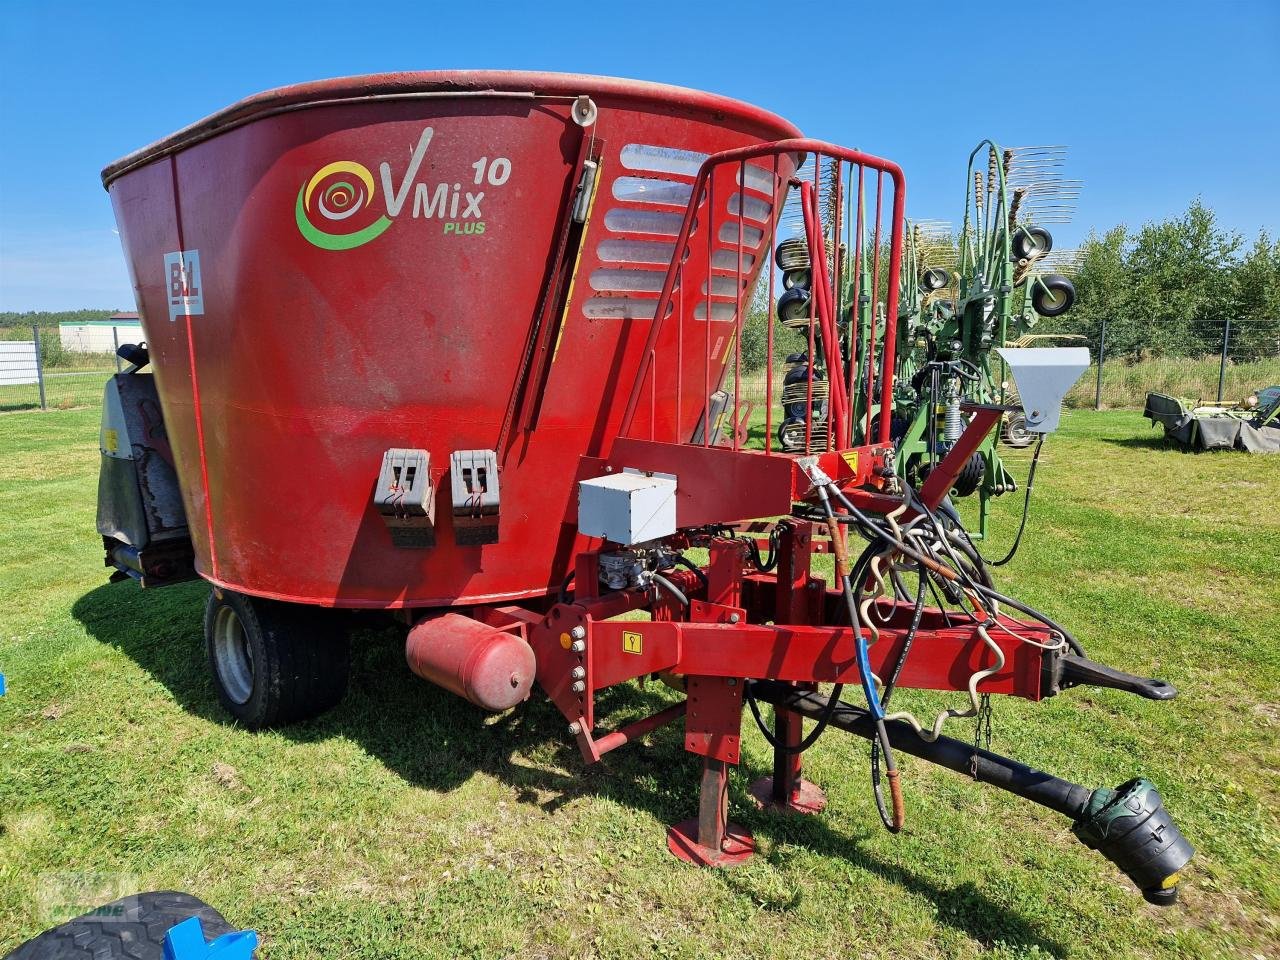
[95,70,1191,903]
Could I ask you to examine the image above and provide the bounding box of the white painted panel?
[0,341,39,386]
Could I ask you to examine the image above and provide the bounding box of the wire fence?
[724,315,1280,443]
[1083,317,1280,409]
[0,325,121,413]
[2,316,1276,421]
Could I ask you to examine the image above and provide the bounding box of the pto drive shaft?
[748,681,1194,905]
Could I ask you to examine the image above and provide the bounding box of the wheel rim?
[213,605,254,705]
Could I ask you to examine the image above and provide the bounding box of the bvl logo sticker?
[164,249,204,321]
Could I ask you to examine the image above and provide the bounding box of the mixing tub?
[102,71,801,608]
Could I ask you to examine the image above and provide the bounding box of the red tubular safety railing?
[618,139,905,454]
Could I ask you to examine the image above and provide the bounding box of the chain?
[969,694,993,778]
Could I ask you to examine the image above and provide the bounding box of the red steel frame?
[479,142,1065,864]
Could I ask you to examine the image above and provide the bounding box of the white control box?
[578,471,677,545]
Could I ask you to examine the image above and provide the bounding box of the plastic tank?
[103,71,801,608]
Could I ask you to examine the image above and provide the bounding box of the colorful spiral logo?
[295,160,392,250]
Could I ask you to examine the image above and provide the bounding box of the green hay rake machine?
[771,142,1084,540]
[887,143,1082,539]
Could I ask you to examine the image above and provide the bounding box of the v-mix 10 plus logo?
[295,127,511,250]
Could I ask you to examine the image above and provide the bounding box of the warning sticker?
[622,631,643,655]
[841,450,859,474]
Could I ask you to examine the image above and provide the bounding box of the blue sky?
[1,0,1276,311]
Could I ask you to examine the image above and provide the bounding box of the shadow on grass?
[1100,432,1191,452]
[73,579,1068,957]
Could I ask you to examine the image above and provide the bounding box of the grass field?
[1,405,1277,959]
[1063,357,1280,410]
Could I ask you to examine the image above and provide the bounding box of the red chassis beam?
[537,407,1028,765]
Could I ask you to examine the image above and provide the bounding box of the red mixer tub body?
[102,70,800,609]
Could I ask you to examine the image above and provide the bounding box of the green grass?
[1,405,1278,958]
[0,369,116,413]
[1063,356,1280,410]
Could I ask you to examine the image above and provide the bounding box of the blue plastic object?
[0,672,6,696]
[162,917,258,960]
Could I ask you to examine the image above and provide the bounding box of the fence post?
[113,326,122,372]
[32,324,47,411]
[1216,317,1231,403]
[1094,317,1107,411]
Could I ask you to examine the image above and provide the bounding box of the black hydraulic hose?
[878,569,929,706]
[667,555,709,590]
[985,436,1044,567]
[749,681,1093,819]
[558,570,576,604]
[964,582,1086,657]
[817,486,904,832]
[897,484,1085,657]
[742,527,881,756]
[871,568,928,830]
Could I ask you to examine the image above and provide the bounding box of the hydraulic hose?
[985,436,1044,567]
[817,484,904,831]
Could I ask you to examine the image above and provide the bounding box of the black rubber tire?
[919,451,987,498]
[774,236,810,271]
[1012,225,1053,261]
[776,285,812,324]
[920,267,949,292]
[777,418,808,452]
[6,891,241,960]
[1031,274,1076,317]
[951,451,988,497]
[1002,413,1036,448]
[204,588,350,729]
[782,268,811,290]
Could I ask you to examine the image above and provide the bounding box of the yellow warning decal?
[622,631,643,655]
[841,450,859,474]
[104,429,119,453]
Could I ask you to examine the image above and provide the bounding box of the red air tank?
[102,71,801,611]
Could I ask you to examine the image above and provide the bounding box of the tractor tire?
[6,891,242,960]
[204,588,350,730]
[1002,413,1036,448]
[1031,274,1076,317]
[1012,225,1053,261]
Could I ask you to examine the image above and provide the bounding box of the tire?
[782,268,811,290]
[1012,225,1053,261]
[919,451,987,498]
[776,285,812,326]
[774,236,810,271]
[951,451,988,497]
[7,891,241,960]
[920,267,949,292]
[777,418,808,452]
[1031,274,1076,317]
[204,588,350,729]
[1002,413,1036,448]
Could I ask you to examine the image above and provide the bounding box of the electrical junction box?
[374,448,435,548]
[579,470,677,545]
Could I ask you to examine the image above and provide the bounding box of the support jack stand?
[667,758,754,867]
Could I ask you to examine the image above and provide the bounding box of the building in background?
[59,312,142,354]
